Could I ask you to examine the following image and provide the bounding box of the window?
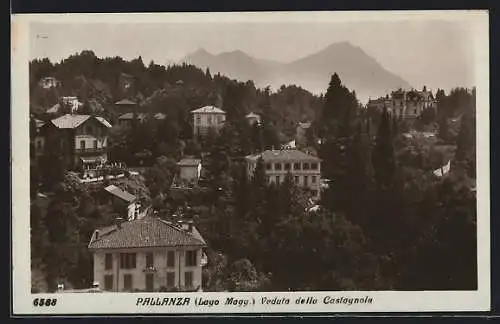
[311,190,318,197]
[80,140,86,150]
[196,115,201,125]
[311,163,318,170]
[184,271,193,288]
[266,163,272,170]
[167,251,175,268]
[105,253,113,270]
[284,163,291,171]
[185,250,197,267]
[120,253,136,269]
[293,162,301,170]
[304,176,309,186]
[207,115,212,125]
[166,272,175,288]
[36,140,42,149]
[294,176,299,184]
[146,252,154,268]
[265,176,270,183]
[123,274,133,291]
[145,274,154,292]
[275,175,280,184]
[303,163,310,170]
[312,176,317,184]
[93,140,98,149]
[104,275,113,291]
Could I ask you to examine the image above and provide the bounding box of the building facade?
[42,114,112,174]
[367,87,437,119]
[191,106,226,137]
[102,184,140,221]
[177,158,202,186]
[245,149,322,200]
[88,217,207,292]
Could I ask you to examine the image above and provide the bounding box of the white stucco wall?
[92,247,203,292]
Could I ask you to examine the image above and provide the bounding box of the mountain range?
[178,42,412,103]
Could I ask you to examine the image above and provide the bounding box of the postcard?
[11,10,490,315]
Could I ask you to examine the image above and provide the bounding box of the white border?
[11,11,490,315]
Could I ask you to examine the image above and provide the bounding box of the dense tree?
[372,107,396,188]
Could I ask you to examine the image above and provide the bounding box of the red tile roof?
[88,216,207,249]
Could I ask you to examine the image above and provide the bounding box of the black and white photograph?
[11,10,490,314]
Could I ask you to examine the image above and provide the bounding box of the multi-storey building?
[367,87,437,119]
[245,149,322,200]
[88,216,207,292]
[42,114,112,175]
[191,106,226,137]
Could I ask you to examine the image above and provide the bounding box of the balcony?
[143,266,157,273]
[75,147,107,154]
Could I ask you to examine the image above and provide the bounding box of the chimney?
[187,220,194,233]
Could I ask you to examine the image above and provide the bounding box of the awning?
[80,156,104,163]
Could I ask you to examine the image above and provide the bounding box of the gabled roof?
[191,106,225,114]
[118,112,146,120]
[88,216,207,249]
[103,184,136,203]
[246,149,320,162]
[51,114,112,129]
[115,99,137,105]
[245,112,260,118]
[178,158,201,166]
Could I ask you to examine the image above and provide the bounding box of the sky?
[29,17,478,92]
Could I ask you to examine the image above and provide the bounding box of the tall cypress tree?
[372,107,396,188]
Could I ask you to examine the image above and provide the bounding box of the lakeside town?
[29,51,477,293]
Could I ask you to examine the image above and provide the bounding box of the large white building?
[245,149,322,200]
[88,216,207,292]
[191,106,226,137]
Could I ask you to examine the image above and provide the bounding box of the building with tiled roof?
[245,149,322,200]
[191,106,226,137]
[43,114,112,176]
[102,184,140,220]
[88,216,207,292]
[368,86,436,119]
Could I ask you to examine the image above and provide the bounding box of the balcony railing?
[143,266,157,273]
[75,147,107,154]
